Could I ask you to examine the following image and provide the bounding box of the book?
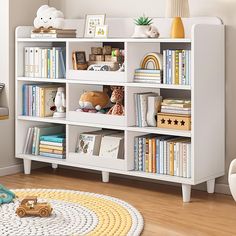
[34,125,65,155]
[134,135,191,178]
[40,141,65,147]
[40,133,65,143]
[39,148,65,155]
[99,133,124,159]
[24,46,66,79]
[39,145,64,151]
[39,152,65,159]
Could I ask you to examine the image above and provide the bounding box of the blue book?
[40,152,65,159]
[59,49,66,78]
[156,138,160,174]
[134,137,139,171]
[32,85,36,117]
[22,84,27,115]
[40,133,65,143]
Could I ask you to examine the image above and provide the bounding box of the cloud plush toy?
[34,5,65,29]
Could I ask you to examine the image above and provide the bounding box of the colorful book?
[39,152,65,159]
[40,133,65,143]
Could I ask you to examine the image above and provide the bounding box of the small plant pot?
[132,25,151,38]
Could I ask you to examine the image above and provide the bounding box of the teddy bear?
[34,5,65,29]
[78,91,110,113]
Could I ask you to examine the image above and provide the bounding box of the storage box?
[157,113,191,130]
[91,47,103,55]
[103,46,112,55]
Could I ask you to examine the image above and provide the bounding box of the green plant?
[134,15,153,26]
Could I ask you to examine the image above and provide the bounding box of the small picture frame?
[75,51,86,64]
[95,25,108,38]
[84,14,106,38]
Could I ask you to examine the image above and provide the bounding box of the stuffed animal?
[146,26,160,38]
[34,5,65,29]
[78,91,110,112]
[107,87,125,116]
[0,184,15,205]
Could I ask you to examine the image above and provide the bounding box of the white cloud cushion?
[34,5,64,29]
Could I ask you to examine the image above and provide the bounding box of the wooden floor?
[1,167,236,236]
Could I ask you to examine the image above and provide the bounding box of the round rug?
[0,189,144,236]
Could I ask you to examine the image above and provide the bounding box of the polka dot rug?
[0,189,144,236]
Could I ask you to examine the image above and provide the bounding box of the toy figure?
[34,5,64,29]
[16,197,53,218]
[78,91,110,112]
[53,87,66,118]
[0,184,15,205]
[107,86,125,116]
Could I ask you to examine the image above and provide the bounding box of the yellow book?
[39,148,64,154]
[175,50,180,84]
[39,144,64,151]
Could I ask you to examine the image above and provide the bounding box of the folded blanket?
[0,107,9,116]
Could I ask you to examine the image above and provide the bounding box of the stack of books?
[134,135,191,178]
[39,133,66,159]
[31,29,77,38]
[22,84,62,117]
[160,99,191,115]
[134,92,162,127]
[23,125,65,156]
[163,49,191,85]
[24,47,66,78]
[134,69,162,84]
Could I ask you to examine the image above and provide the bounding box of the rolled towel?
[0,107,9,117]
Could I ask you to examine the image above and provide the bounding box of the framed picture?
[75,51,86,64]
[84,14,106,38]
[95,25,108,38]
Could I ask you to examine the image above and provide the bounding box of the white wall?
[49,0,236,185]
[0,0,48,172]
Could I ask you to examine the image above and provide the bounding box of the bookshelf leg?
[207,179,215,194]
[182,184,191,203]
[102,171,109,183]
[23,159,31,175]
[52,164,58,169]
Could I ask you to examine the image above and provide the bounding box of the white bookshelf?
[15,17,225,202]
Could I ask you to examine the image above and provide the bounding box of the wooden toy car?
[16,196,53,217]
[0,184,15,205]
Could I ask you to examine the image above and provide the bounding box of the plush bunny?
[34,5,65,29]
[146,26,160,38]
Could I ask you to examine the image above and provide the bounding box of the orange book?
[39,144,64,151]
[39,148,64,155]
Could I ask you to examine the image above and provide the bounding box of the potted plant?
[132,15,154,38]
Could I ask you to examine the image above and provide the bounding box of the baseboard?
[0,162,48,177]
[0,164,23,177]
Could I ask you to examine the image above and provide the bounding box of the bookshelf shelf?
[17,37,192,43]
[127,126,191,137]
[17,77,67,83]
[126,83,191,90]
[17,116,67,124]
[15,17,225,203]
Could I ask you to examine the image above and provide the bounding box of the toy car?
[16,196,53,217]
[0,184,15,205]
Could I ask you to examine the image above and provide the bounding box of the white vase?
[147,96,162,127]
[132,25,151,38]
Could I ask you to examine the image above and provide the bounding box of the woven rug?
[0,189,144,236]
